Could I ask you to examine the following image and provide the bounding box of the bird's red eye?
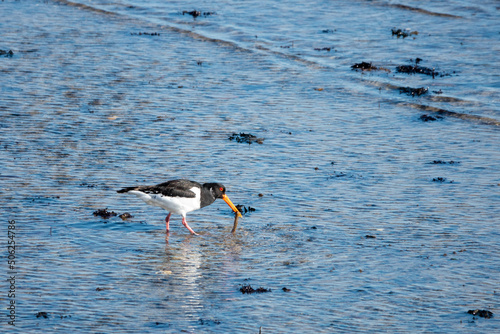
[219,187,224,192]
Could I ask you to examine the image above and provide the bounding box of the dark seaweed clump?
[93,208,117,219]
[397,65,439,78]
[391,28,418,39]
[351,62,377,71]
[351,62,390,72]
[36,312,49,319]
[228,133,264,144]
[0,49,14,57]
[240,285,271,294]
[199,318,221,325]
[130,32,160,36]
[119,212,133,220]
[432,177,447,183]
[433,177,453,183]
[399,87,428,97]
[431,160,459,164]
[468,309,493,319]
[235,205,256,215]
[182,10,215,18]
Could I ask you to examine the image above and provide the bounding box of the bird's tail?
[117,186,139,193]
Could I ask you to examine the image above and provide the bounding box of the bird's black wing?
[146,179,201,198]
[117,186,138,193]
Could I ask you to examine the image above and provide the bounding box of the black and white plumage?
[117,179,242,235]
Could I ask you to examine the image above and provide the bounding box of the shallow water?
[1,0,499,333]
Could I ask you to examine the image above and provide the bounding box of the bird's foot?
[182,217,199,235]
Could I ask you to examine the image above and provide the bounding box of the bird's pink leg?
[182,216,198,235]
[165,213,171,234]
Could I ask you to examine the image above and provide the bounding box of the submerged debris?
[240,285,271,294]
[314,47,332,52]
[328,171,348,178]
[431,160,459,164]
[0,49,14,57]
[399,86,428,97]
[419,114,443,122]
[199,318,221,325]
[228,133,264,144]
[36,312,49,319]
[182,10,215,18]
[183,10,201,17]
[130,32,160,36]
[468,309,493,319]
[93,208,117,219]
[432,177,453,183]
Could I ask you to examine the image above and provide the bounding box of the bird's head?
[206,183,243,218]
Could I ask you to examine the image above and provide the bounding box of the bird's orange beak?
[222,194,243,218]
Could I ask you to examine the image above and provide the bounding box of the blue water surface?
[1,0,499,333]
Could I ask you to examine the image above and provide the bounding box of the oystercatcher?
[117,179,242,235]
